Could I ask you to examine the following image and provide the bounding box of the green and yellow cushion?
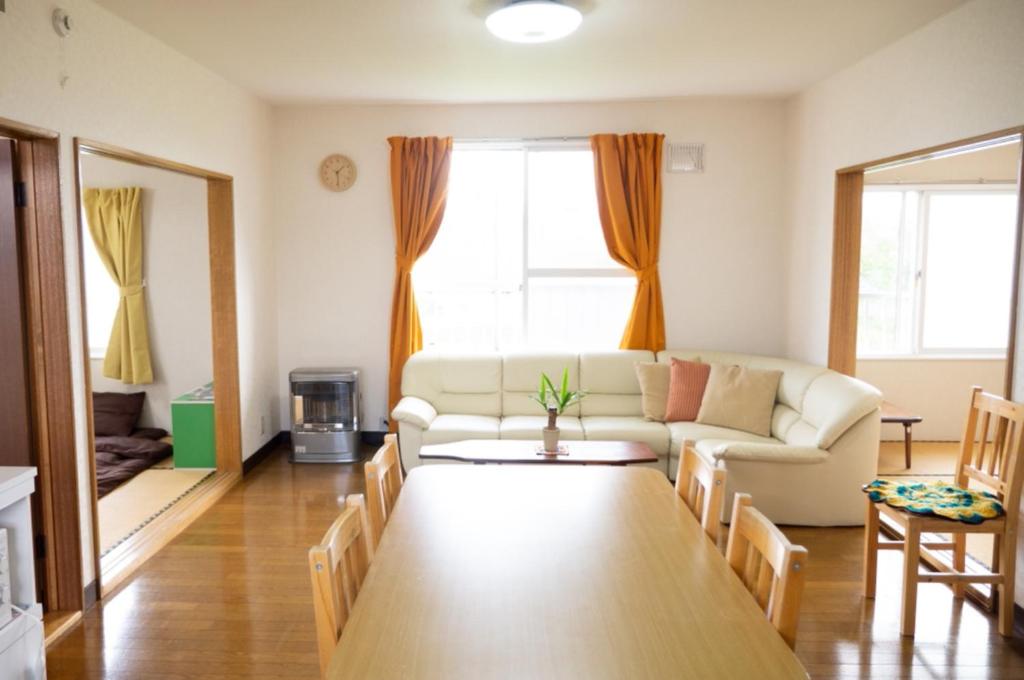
[863,479,1004,525]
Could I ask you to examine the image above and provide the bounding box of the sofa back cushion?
[579,351,653,416]
[402,351,502,416]
[657,349,880,449]
[502,352,580,416]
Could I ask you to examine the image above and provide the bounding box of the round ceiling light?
[485,1,583,43]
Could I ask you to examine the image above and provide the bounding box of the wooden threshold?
[43,610,82,649]
[99,471,240,598]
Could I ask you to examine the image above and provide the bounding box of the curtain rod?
[454,136,590,143]
[864,179,1017,186]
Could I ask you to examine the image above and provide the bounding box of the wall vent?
[667,142,704,173]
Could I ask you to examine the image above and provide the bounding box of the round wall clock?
[319,153,357,192]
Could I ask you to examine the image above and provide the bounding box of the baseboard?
[83,578,98,610]
[243,431,288,474]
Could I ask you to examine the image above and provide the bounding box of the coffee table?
[418,439,658,466]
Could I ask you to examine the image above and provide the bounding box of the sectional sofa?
[391,349,882,525]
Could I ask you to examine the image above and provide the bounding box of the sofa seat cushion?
[423,415,501,444]
[667,421,780,451]
[580,417,670,456]
[500,416,584,440]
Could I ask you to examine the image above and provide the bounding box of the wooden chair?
[365,433,404,549]
[863,386,1024,637]
[675,440,727,544]
[725,493,809,649]
[308,494,375,678]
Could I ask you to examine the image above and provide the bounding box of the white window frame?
[859,183,1017,360]
[432,139,633,350]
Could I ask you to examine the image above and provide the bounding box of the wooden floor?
[47,446,1024,679]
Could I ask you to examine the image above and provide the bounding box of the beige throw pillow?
[635,362,670,422]
[696,364,782,437]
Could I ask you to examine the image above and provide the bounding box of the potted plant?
[530,368,586,453]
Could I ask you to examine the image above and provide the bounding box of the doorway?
[828,126,1024,606]
[72,139,244,597]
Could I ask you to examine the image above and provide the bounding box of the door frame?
[828,125,1024,399]
[0,116,84,633]
[72,138,244,597]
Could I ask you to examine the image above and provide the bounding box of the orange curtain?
[590,133,666,351]
[387,136,453,428]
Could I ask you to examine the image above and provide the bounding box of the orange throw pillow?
[665,359,711,422]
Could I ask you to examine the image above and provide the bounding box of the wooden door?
[0,138,32,467]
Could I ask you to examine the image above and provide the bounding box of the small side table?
[881,401,923,469]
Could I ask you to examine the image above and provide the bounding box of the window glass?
[414,144,633,351]
[857,187,1016,357]
[527,150,617,269]
[921,192,1016,350]
[81,210,120,358]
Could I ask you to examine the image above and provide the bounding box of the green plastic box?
[171,383,216,468]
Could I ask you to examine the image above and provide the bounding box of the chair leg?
[863,500,880,598]
[952,533,966,599]
[998,529,1017,637]
[900,521,921,637]
[903,423,912,469]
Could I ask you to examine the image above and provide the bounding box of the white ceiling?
[94,0,966,103]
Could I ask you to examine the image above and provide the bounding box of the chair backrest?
[725,493,808,649]
[308,494,374,677]
[365,434,404,549]
[956,386,1024,512]
[674,441,727,543]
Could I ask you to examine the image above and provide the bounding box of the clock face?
[319,154,357,192]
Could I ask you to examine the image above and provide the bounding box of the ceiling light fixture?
[486,1,583,43]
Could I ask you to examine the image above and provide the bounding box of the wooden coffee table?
[419,439,658,466]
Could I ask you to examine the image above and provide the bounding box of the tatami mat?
[99,465,215,555]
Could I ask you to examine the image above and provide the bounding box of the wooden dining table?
[327,465,809,679]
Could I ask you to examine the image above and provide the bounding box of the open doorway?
[828,127,1024,606]
[73,139,244,597]
[857,136,1021,474]
[77,152,217,560]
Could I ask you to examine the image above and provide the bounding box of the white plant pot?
[542,426,560,453]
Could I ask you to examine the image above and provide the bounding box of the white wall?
[783,0,1024,604]
[80,154,213,432]
[857,359,1006,441]
[272,98,790,430]
[0,0,279,587]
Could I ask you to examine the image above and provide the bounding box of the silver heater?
[289,368,361,463]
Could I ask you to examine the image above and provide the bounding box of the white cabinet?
[0,467,45,679]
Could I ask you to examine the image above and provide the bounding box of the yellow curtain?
[590,133,666,351]
[387,136,453,427]
[83,187,154,384]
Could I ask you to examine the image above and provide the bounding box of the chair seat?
[423,415,500,444]
[864,479,1004,524]
[500,416,584,440]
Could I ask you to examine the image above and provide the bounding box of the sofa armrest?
[696,439,829,465]
[391,396,437,430]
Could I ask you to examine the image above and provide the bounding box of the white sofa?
[391,349,881,526]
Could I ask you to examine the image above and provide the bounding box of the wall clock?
[319,153,357,192]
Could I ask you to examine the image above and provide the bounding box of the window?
[413,142,635,351]
[857,186,1017,357]
[81,210,120,359]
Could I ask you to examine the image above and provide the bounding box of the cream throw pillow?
[635,362,670,422]
[696,364,782,437]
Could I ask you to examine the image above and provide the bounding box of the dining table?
[326,464,809,679]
